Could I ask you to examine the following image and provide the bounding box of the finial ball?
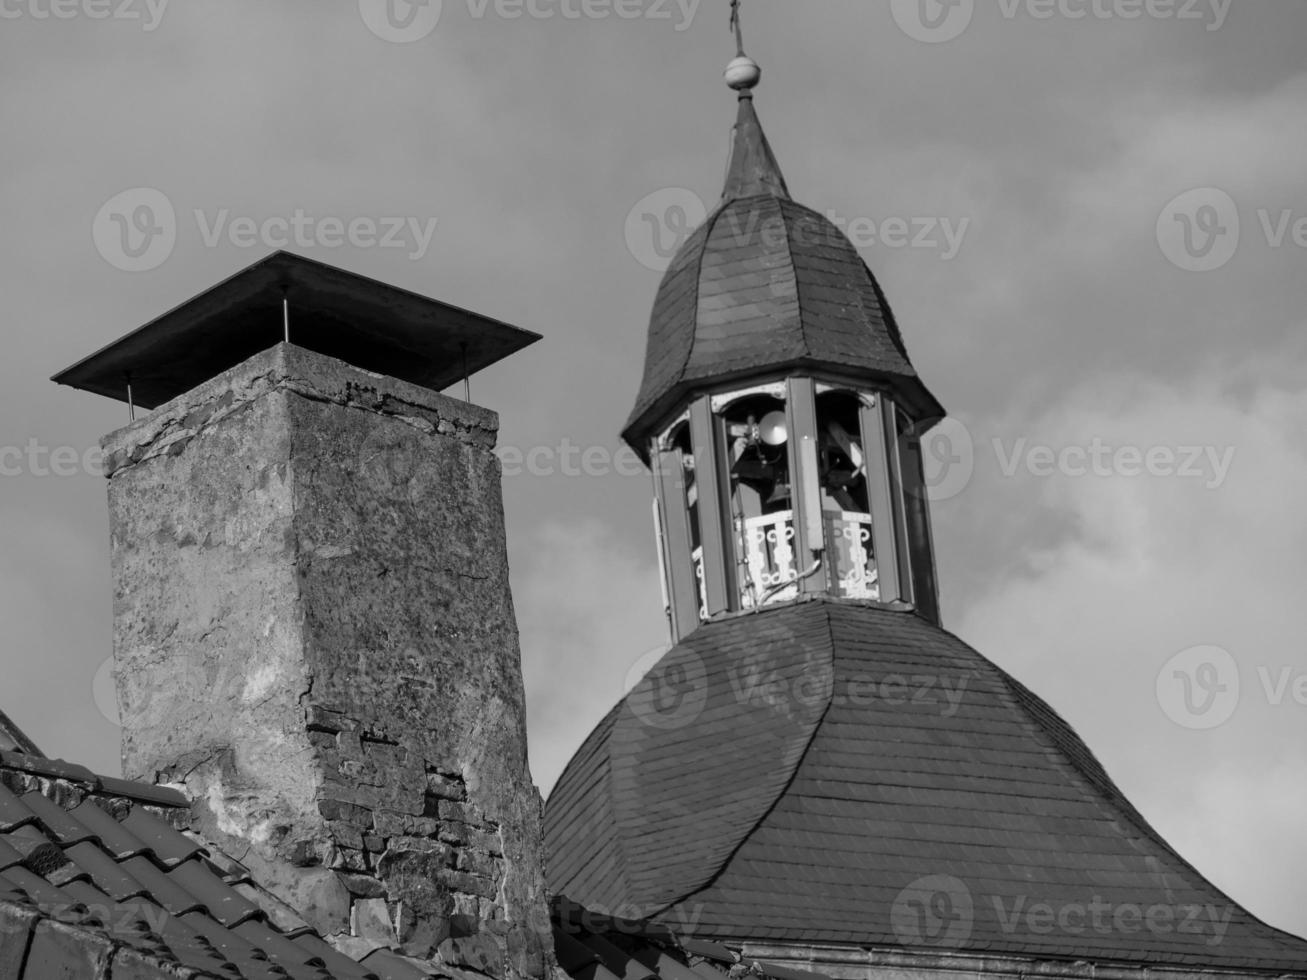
[724,55,761,91]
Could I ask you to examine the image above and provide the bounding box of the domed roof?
[544,601,1307,970]
[622,94,943,457]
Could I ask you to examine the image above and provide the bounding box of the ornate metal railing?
[826,511,878,600]
[692,546,709,621]
[740,511,798,608]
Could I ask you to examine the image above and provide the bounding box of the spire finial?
[725,0,761,94]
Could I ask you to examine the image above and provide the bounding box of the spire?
[722,93,790,201]
[721,1,790,201]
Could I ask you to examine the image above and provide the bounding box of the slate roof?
[622,95,943,458]
[544,599,1307,974]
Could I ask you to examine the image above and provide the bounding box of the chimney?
[54,253,553,978]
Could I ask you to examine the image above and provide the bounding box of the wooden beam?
[690,397,734,616]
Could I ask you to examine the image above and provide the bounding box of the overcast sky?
[2,0,1305,942]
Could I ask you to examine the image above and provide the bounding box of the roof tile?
[121,807,206,865]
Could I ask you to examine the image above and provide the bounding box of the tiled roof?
[0,746,825,980]
[544,600,1307,974]
[622,97,943,457]
[0,709,42,757]
[0,750,443,979]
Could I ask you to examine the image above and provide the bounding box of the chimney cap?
[52,251,542,411]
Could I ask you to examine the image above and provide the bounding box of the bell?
[765,482,792,506]
[759,410,789,447]
[732,457,776,485]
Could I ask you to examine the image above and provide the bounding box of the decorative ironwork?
[740,511,798,607]
[692,546,709,621]
[826,511,878,600]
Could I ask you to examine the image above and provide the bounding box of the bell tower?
[625,45,946,642]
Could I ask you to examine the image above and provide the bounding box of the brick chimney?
[54,253,553,978]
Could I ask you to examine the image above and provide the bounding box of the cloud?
[512,518,669,796]
[952,354,1307,937]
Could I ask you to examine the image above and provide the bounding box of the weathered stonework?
[103,343,554,979]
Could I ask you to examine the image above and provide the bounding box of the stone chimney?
[54,253,553,978]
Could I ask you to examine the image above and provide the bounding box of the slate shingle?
[544,600,1307,974]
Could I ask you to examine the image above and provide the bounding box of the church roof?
[622,95,943,458]
[544,600,1307,973]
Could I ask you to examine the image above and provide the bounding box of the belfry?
[625,49,944,642]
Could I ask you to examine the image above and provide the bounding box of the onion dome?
[622,80,943,459]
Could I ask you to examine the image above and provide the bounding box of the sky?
[1,0,1306,943]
